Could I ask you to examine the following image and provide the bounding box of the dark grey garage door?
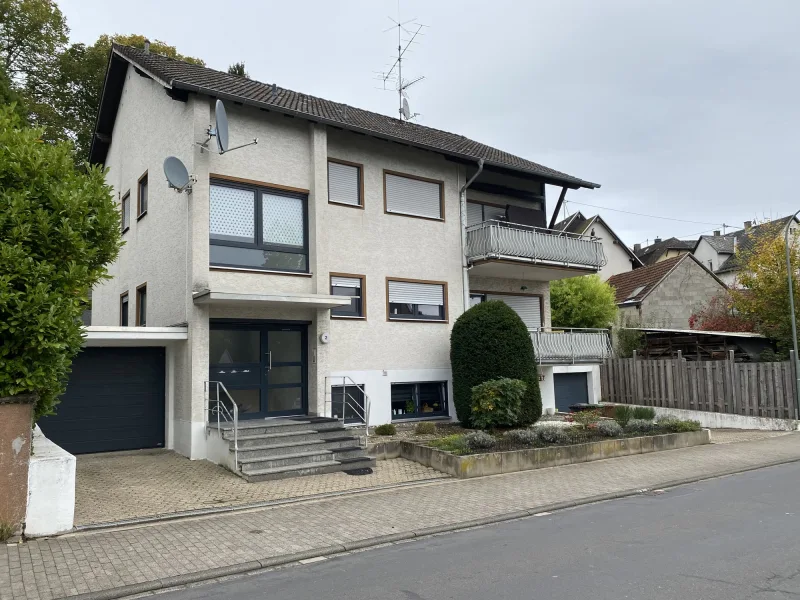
[554,372,589,413]
[38,347,165,454]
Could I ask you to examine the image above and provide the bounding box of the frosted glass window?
[210,185,255,243]
[262,193,304,247]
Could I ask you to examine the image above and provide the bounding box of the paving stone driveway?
[75,452,447,526]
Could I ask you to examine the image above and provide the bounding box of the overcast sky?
[58,0,800,247]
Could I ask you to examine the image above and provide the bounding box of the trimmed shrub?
[464,430,496,451]
[374,424,397,436]
[613,405,633,428]
[414,421,437,435]
[451,301,542,428]
[470,377,526,430]
[536,424,571,445]
[504,428,538,446]
[631,406,656,421]
[568,409,600,429]
[624,419,657,434]
[594,420,623,438]
[657,417,702,433]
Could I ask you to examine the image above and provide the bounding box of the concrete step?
[235,437,361,459]
[238,446,366,471]
[221,418,343,439]
[241,456,377,482]
[235,428,350,448]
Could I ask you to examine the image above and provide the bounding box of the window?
[387,279,447,322]
[136,284,147,326]
[391,382,448,420]
[137,171,148,218]
[331,385,365,424]
[473,293,542,329]
[121,192,130,232]
[119,292,129,326]
[466,201,507,226]
[384,170,444,220]
[331,274,365,319]
[328,159,363,208]
[209,180,308,273]
[469,293,486,308]
[626,285,646,301]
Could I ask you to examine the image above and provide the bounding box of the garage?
[38,347,166,454]
[554,372,589,413]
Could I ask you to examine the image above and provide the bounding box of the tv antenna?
[376,8,426,121]
[196,99,259,154]
[163,156,194,194]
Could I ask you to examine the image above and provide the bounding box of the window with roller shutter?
[384,170,444,220]
[327,159,362,207]
[330,274,366,318]
[466,201,507,226]
[471,293,543,329]
[387,279,448,322]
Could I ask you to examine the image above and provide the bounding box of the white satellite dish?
[215,100,229,153]
[163,156,192,194]
[402,98,410,120]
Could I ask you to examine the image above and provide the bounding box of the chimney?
[143,39,150,54]
[654,237,662,244]
[713,230,720,236]
[733,236,738,252]
[634,243,641,252]
[744,220,752,231]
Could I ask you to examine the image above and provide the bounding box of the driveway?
[75,451,448,527]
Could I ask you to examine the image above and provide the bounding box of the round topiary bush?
[450,300,542,428]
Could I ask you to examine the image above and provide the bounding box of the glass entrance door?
[209,323,307,419]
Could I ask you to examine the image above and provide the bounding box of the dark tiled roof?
[607,255,686,303]
[634,237,695,266]
[714,216,795,274]
[552,211,591,234]
[698,234,735,254]
[101,45,598,188]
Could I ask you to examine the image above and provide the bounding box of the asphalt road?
[161,461,800,600]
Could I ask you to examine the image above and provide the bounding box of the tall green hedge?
[450,300,541,427]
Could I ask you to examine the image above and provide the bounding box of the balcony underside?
[469,257,599,281]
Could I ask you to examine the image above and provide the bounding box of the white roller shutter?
[483,204,506,221]
[385,173,442,219]
[331,276,361,288]
[488,294,541,329]
[389,281,444,305]
[328,162,360,206]
[466,202,483,226]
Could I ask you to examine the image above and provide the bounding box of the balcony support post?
[548,186,569,230]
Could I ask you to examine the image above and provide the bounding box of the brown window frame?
[385,277,449,324]
[121,191,131,233]
[135,283,147,326]
[137,170,148,219]
[383,169,445,222]
[330,272,367,320]
[119,291,129,327]
[327,158,364,209]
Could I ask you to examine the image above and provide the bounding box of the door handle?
[267,351,272,372]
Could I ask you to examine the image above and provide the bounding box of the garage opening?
[553,372,589,413]
[38,347,166,454]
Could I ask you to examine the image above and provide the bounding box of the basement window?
[391,382,448,420]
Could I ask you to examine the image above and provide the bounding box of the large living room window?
[391,382,448,420]
[209,180,308,273]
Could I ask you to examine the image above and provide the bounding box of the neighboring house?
[607,254,727,330]
[552,211,643,279]
[633,237,695,267]
[693,217,800,286]
[38,45,611,471]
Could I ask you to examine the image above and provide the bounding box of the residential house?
[633,237,695,266]
[552,211,643,279]
[607,254,727,329]
[693,217,800,286]
[39,45,612,476]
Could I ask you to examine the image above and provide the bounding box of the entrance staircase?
[216,417,375,482]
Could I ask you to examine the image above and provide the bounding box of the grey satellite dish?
[163,156,192,193]
[215,99,229,153]
[402,98,410,120]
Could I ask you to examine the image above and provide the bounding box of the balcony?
[531,328,613,364]
[465,220,606,280]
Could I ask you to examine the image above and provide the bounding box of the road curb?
[61,455,800,600]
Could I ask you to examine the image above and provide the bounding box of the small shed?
[632,327,773,362]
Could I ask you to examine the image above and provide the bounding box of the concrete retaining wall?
[26,426,75,537]
[369,430,711,478]
[639,405,798,431]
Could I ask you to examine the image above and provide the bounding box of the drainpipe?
[460,158,484,312]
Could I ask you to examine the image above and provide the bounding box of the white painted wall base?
[539,366,555,414]
[630,405,798,431]
[26,427,75,537]
[205,428,236,471]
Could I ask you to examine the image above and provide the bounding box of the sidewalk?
[2,433,798,600]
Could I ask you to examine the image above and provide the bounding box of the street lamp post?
[784,210,800,420]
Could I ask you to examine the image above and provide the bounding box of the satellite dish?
[163,156,191,193]
[215,99,229,153]
[402,98,410,120]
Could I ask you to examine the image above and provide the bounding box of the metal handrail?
[529,327,613,364]
[204,380,239,470]
[324,375,371,442]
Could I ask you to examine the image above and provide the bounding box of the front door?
[209,323,307,419]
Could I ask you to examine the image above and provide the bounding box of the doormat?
[343,467,373,476]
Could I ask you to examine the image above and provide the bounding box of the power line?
[566,200,726,228]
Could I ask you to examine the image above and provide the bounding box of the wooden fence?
[600,351,799,419]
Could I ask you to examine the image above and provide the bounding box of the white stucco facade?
[588,220,637,280]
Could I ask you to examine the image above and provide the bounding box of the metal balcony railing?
[466,220,606,269]
[531,328,613,364]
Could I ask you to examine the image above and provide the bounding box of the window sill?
[328,200,364,210]
[137,211,147,221]
[384,210,444,223]
[210,266,313,277]
[122,227,130,234]
[391,415,451,422]
[331,315,366,320]
[387,318,448,324]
